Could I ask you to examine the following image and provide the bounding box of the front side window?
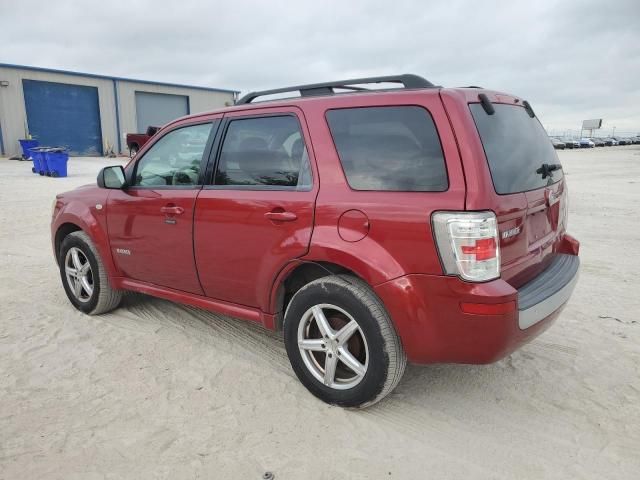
[134,123,212,187]
[326,106,448,191]
[214,116,312,189]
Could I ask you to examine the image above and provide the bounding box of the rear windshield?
[326,106,448,192]
[470,103,563,194]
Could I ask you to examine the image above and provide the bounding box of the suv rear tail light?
[432,211,500,282]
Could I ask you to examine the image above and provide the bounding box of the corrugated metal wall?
[0,65,236,156]
[0,66,116,156]
[116,80,234,146]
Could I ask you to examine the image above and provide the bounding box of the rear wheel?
[59,231,122,315]
[284,275,406,408]
[129,145,138,158]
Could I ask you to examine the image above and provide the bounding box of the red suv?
[51,74,580,407]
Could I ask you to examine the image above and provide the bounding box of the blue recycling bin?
[19,139,39,159]
[29,147,47,175]
[46,148,69,177]
[28,148,38,173]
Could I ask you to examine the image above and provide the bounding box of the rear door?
[468,101,568,287]
[193,108,317,310]
[107,120,218,294]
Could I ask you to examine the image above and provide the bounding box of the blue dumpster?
[19,139,39,159]
[46,148,69,177]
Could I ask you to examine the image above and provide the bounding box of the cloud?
[1,0,638,132]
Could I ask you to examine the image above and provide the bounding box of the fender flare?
[267,240,404,314]
[53,209,118,280]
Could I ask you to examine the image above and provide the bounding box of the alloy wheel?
[64,247,94,303]
[297,303,369,390]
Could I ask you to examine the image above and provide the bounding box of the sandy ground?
[0,147,639,479]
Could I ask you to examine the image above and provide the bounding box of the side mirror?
[97,165,127,189]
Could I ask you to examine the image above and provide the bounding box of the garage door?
[23,79,103,156]
[135,92,189,133]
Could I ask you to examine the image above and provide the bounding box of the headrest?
[237,137,292,175]
[291,138,304,161]
[239,136,268,152]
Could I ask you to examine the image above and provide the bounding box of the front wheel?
[284,275,406,408]
[59,231,122,315]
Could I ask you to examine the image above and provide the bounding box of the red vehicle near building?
[51,75,580,407]
[125,126,160,157]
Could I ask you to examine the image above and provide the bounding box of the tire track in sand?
[108,293,292,377]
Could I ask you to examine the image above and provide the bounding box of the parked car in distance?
[564,139,580,149]
[126,126,160,157]
[591,138,605,147]
[550,137,566,149]
[601,137,615,146]
[579,138,595,148]
[612,137,627,146]
[51,74,580,408]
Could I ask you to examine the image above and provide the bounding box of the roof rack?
[235,74,436,105]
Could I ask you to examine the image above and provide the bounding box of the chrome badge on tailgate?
[501,226,522,240]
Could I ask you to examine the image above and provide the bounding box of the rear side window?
[326,106,448,191]
[470,103,564,194]
[214,115,312,189]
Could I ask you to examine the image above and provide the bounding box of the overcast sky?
[1,0,639,133]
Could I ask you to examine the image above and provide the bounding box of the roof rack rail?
[235,74,436,105]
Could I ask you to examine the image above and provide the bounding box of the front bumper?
[375,252,580,365]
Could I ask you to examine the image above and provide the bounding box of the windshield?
[470,103,563,194]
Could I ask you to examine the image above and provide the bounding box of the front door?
[194,109,317,309]
[107,121,216,294]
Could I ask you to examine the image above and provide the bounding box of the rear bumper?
[375,251,580,365]
[518,254,579,329]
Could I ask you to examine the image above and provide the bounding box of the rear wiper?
[536,163,562,179]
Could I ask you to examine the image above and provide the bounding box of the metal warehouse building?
[0,63,238,157]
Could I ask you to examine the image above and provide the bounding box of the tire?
[284,275,406,408]
[58,231,122,315]
[129,145,138,158]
